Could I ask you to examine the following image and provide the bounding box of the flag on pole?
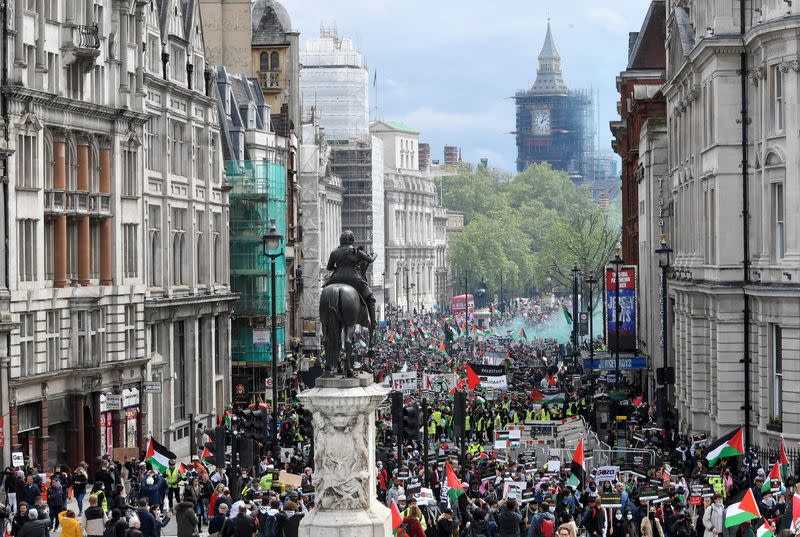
[763,460,782,493]
[791,494,800,533]
[780,438,791,482]
[566,438,585,488]
[519,328,528,339]
[445,462,465,504]
[724,489,760,528]
[390,499,403,533]
[562,304,573,324]
[756,522,774,537]
[199,447,213,465]
[632,395,643,406]
[145,438,177,473]
[531,390,565,404]
[706,427,745,467]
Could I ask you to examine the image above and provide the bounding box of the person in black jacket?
[207,503,232,537]
[230,509,255,537]
[276,501,304,537]
[108,509,129,537]
[497,499,523,537]
[10,502,29,536]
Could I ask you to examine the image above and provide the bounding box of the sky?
[288,0,653,173]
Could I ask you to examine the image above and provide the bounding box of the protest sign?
[595,466,619,483]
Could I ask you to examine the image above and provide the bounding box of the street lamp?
[609,243,624,385]
[382,271,388,321]
[571,266,581,354]
[585,270,597,425]
[416,269,421,313]
[654,234,673,427]
[403,267,412,318]
[261,219,283,445]
[394,268,401,312]
[498,272,505,314]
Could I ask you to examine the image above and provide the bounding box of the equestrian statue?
[319,230,377,377]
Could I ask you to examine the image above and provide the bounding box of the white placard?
[595,465,619,482]
[11,452,24,467]
[547,460,562,473]
[390,372,418,395]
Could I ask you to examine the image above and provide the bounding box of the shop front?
[46,397,72,467]
[15,403,41,466]
[122,386,141,451]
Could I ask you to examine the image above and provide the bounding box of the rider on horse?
[324,230,378,332]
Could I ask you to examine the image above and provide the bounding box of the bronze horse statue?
[319,283,372,377]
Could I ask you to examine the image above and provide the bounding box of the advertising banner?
[605,266,637,352]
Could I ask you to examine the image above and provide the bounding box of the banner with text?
[605,266,637,352]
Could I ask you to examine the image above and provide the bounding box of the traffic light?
[236,434,255,469]
[453,391,466,437]
[299,408,314,440]
[402,404,421,441]
[251,408,269,443]
[391,391,403,437]
[204,425,227,469]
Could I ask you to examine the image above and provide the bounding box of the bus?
[452,294,475,314]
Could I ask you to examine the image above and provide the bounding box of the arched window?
[270,52,279,71]
[260,52,269,72]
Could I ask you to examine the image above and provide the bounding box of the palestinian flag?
[519,328,528,339]
[632,395,643,406]
[145,438,176,473]
[662,465,671,481]
[567,438,585,488]
[178,462,189,476]
[438,342,447,354]
[199,447,213,465]
[756,522,774,537]
[791,494,800,532]
[562,304,573,324]
[780,438,791,481]
[495,431,510,449]
[465,363,507,390]
[219,410,233,429]
[706,427,745,467]
[724,488,760,528]
[531,390,565,404]
[445,462,465,503]
[763,460,782,493]
[389,333,396,343]
[390,499,403,533]
[548,374,557,387]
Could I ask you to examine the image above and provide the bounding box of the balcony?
[89,193,112,217]
[66,191,90,214]
[45,190,112,217]
[63,24,101,73]
[257,71,282,92]
[44,190,67,215]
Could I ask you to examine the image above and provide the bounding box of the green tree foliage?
[444,162,620,295]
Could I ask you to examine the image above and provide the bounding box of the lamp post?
[498,272,504,314]
[382,271,388,321]
[585,270,597,423]
[394,268,401,313]
[404,267,412,318]
[416,269,421,313]
[261,219,283,444]
[609,243,624,385]
[655,234,673,427]
[571,266,580,353]
[463,271,470,348]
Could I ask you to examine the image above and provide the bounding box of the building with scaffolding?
[514,22,596,180]
[299,28,369,142]
[215,68,290,402]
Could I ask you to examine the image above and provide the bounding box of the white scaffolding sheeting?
[300,31,369,142]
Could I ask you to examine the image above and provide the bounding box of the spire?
[531,19,567,95]
[539,20,560,60]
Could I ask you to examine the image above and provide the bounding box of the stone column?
[53,135,68,288]
[297,377,390,537]
[77,138,91,285]
[99,142,113,285]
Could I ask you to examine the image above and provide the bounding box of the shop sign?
[253,329,271,348]
[103,394,123,411]
[123,387,139,408]
[143,382,162,394]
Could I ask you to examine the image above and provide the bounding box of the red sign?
[0,416,5,447]
[605,267,636,291]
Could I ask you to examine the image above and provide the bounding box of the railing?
[66,191,90,213]
[257,71,281,91]
[76,24,101,49]
[89,193,112,216]
[44,190,66,213]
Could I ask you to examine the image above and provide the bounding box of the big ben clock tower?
[513,20,593,175]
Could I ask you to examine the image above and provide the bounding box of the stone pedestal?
[297,374,391,537]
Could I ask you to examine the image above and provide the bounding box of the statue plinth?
[297,375,392,537]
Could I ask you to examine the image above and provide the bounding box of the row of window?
[17,306,137,377]
[144,120,219,181]
[16,132,138,196]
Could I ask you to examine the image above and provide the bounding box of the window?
[92,65,105,106]
[212,213,222,283]
[270,52,279,71]
[65,64,84,100]
[193,55,204,92]
[260,52,269,71]
[66,221,78,281]
[46,53,59,93]
[172,209,186,285]
[19,313,36,376]
[90,221,100,279]
[169,120,185,176]
[148,35,160,74]
[122,224,137,278]
[124,305,136,359]
[772,66,784,132]
[16,133,38,188]
[122,148,137,196]
[772,324,783,419]
[148,205,161,286]
[17,219,38,282]
[707,79,714,144]
[44,219,54,280]
[144,120,160,172]
[90,309,104,364]
[25,45,35,88]
[150,323,161,355]
[173,321,186,420]
[704,187,716,264]
[171,45,186,83]
[46,311,60,372]
[210,134,218,183]
[196,210,205,284]
[773,182,785,261]
[193,127,205,180]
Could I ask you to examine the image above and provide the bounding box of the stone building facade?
[141,0,234,456]
[664,0,800,443]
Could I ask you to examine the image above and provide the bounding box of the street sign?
[579,312,589,336]
[143,382,162,394]
[105,394,123,410]
[265,377,274,388]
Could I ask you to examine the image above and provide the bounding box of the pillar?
[297,377,390,537]
[77,139,91,285]
[99,144,113,285]
[53,135,68,288]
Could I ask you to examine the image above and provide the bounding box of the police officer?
[164,459,182,509]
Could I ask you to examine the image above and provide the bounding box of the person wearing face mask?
[529,500,556,537]
[624,509,640,537]
[611,509,626,537]
[758,491,779,520]
[703,495,724,537]
[641,506,662,537]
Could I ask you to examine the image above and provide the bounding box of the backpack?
[539,517,555,537]
[261,514,279,537]
[102,522,116,537]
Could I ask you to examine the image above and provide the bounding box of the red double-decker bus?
[452,294,475,314]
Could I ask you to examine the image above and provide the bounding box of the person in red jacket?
[400,505,426,537]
